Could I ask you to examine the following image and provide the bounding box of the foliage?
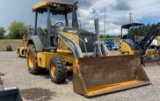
[42,26,48,35]
[7,20,30,39]
[100,35,105,38]
[128,23,160,36]
[100,34,120,38]
[101,23,159,39]
[0,27,6,39]
[100,23,160,41]
[42,24,54,35]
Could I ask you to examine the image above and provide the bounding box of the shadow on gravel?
[67,72,73,81]
[36,71,73,85]
[40,71,73,80]
[21,88,56,101]
[40,71,50,79]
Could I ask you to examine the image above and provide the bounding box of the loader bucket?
[73,55,150,97]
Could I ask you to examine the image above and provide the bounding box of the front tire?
[49,57,67,83]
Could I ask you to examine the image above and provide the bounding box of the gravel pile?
[0,51,160,101]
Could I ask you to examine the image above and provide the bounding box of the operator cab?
[33,1,78,32]
[32,1,78,49]
[31,1,97,52]
[121,23,145,50]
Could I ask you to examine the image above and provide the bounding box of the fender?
[28,35,43,52]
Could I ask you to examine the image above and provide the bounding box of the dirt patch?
[21,88,56,101]
[0,73,5,76]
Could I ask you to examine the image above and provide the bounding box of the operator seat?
[127,34,136,43]
[122,39,136,50]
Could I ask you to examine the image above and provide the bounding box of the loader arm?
[139,23,160,55]
[57,32,83,58]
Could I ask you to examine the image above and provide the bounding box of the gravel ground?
[0,51,160,101]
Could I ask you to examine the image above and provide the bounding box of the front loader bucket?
[73,55,150,97]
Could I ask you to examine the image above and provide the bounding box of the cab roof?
[33,1,78,14]
[121,23,144,29]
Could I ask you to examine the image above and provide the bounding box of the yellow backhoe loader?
[16,34,28,57]
[26,1,150,97]
[118,23,160,65]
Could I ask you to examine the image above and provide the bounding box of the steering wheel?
[54,22,65,29]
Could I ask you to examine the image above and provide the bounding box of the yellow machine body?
[36,31,80,71]
[16,35,28,57]
[145,49,158,58]
[118,40,139,55]
[118,39,160,58]
[16,47,28,57]
[144,37,160,59]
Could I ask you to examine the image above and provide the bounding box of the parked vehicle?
[105,38,119,50]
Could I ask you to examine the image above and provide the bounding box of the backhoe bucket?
[73,55,150,97]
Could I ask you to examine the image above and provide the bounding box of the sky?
[0,0,160,35]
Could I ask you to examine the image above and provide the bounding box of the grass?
[0,39,22,51]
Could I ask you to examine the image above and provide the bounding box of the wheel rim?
[50,64,56,78]
[28,51,34,68]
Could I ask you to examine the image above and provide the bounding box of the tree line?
[100,23,160,38]
[0,21,159,39]
[0,20,30,39]
[129,23,160,36]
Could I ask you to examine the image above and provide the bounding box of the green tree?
[0,27,6,39]
[7,20,29,39]
[42,24,54,35]
[144,23,151,35]
[100,35,105,38]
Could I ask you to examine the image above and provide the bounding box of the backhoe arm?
[139,23,160,55]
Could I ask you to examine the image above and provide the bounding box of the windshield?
[106,38,114,42]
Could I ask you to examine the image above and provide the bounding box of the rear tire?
[27,44,41,74]
[49,57,67,83]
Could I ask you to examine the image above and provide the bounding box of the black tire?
[17,49,21,57]
[27,44,41,74]
[49,57,67,83]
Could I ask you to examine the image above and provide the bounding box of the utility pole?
[104,8,106,38]
[129,12,133,23]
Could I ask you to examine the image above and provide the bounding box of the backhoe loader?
[16,34,28,57]
[27,1,150,97]
[118,23,160,65]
